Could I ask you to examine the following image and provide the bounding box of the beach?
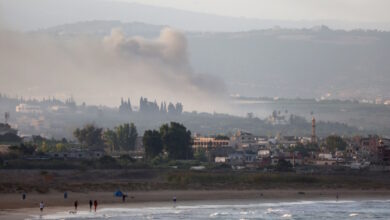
[2,189,390,219]
[2,169,390,219]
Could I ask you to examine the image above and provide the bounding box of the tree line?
[119,97,183,115]
[72,122,193,161]
[73,123,138,152]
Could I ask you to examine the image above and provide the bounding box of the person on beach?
[173,196,177,203]
[40,201,44,213]
[122,194,127,202]
[74,200,78,211]
[64,191,68,199]
[94,200,98,212]
[89,200,93,211]
[22,192,26,200]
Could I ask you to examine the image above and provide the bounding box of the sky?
[120,0,390,23]
[1,0,390,31]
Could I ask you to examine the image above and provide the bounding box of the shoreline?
[2,189,390,219]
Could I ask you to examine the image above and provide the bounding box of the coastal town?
[1,112,389,173]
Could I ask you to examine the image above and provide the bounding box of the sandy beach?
[2,189,390,219]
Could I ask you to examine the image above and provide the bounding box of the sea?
[28,199,390,219]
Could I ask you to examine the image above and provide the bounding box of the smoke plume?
[0,27,227,112]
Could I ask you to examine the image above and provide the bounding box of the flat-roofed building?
[192,137,231,149]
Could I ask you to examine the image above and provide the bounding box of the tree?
[73,124,104,148]
[292,143,318,157]
[275,158,293,172]
[55,143,67,152]
[103,129,119,153]
[8,143,36,156]
[194,149,208,162]
[115,123,138,151]
[160,122,193,160]
[325,135,347,152]
[215,135,230,140]
[143,130,163,160]
[0,133,21,142]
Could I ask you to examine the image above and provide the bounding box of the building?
[192,137,231,149]
[16,104,42,114]
[227,151,257,164]
[230,131,257,148]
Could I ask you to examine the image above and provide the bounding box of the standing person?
[94,200,98,212]
[173,196,177,204]
[39,201,44,213]
[64,191,68,199]
[74,200,78,211]
[89,200,93,211]
[122,194,126,202]
[22,192,26,200]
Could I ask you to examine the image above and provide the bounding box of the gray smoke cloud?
[0,27,228,112]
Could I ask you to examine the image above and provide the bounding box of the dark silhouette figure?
[74,200,78,211]
[22,193,26,200]
[94,200,98,212]
[40,201,44,213]
[89,200,93,211]
[64,192,68,199]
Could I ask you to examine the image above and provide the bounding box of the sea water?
[29,199,390,219]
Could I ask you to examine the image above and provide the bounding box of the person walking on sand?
[94,200,98,212]
[39,201,44,213]
[89,200,93,211]
[74,200,78,211]
[22,192,26,200]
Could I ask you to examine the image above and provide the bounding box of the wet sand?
[2,189,390,219]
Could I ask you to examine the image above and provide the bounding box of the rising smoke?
[0,26,227,112]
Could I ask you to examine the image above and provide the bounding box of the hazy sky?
[1,0,390,31]
[120,0,390,23]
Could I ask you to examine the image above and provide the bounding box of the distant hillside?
[37,21,390,100]
[187,26,390,100]
[35,20,164,38]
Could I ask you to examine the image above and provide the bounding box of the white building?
[16,104,42,114]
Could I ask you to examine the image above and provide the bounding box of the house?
[226,151,257,164]
[258,149,270,158]
[318,153,333,160]
[215,156,228,163]
[15,104,42,114]
[231,131,257,148]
